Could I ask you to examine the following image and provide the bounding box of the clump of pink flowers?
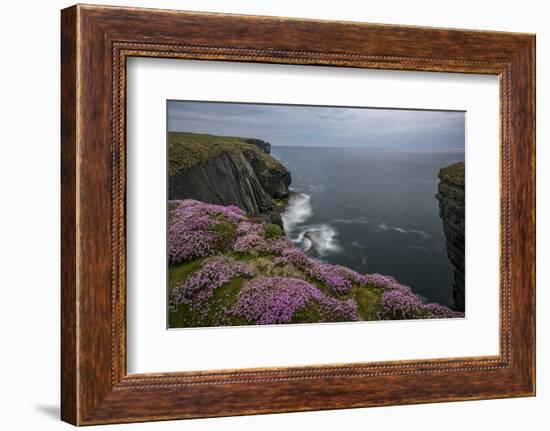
[267,237,294,254]
[273,249,365,294]
[168,199,246,263]
[273,248,310,267]
[377,287,424,319]
[374,277,464,320]
[364,273,400,289]
[168,227,218,264]
[232,233,268,254]
[172,256,253,309]
[231,276,360,325]
[235,221,263,236]
[423,302,464,318]
[232,222,294,256]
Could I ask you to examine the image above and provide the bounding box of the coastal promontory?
[168,132,291,226]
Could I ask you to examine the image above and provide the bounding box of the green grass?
[272,197,290,207]
[167,258,206,328]
[207,277,249,326]
[353,285,383,320]
[168,131,282,176]
[291,302,334,323]
[263,223,283,239]
[168,258,205,290]
[439,161,465,187]
[168,257,250,327]
[212,221,236,248]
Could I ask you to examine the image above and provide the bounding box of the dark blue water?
[272,146,465,307]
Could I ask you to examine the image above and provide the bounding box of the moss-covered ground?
[168,131,282,176]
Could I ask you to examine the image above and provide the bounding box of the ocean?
[272,146,465,307]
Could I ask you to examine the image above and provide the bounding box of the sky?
[167,101,465,150]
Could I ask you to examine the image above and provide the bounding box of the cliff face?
[168,133,291,226]
[241,147,290,199]
[436,162,465,312]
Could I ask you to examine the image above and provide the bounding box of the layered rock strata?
[169,133,290,226]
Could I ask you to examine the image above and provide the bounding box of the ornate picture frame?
[61,4,535,425]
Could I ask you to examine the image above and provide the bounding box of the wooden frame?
[61,4,535,425]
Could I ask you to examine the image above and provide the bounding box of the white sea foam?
[409,229,433,239]
[294,224,341,256]
[282,192,341,256]
[376,222,431,238]
[282,193,313,233]
[377,222,407,233]
[307,225,342,255]
[332,217,371,225]
[307,184,324,193]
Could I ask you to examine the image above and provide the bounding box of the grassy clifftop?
[438,162,465,188]
[168,131,282,176]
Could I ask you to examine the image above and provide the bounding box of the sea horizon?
[270,144,465,153]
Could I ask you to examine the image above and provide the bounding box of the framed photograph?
[61,4,535,425]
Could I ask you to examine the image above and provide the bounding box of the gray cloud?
[167,101,465,150]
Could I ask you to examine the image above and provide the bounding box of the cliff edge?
[436,162,465,312]
[168,132,291,226]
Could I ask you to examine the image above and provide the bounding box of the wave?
[294,224,341,256]
[332,217,371,225]
[282,193,313,232]
[282,192,340,256]
[376,222,432,239]
[307,184,324,193]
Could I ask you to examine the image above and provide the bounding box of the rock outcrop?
[436,162,465,312]
[168,133,290,226]
[241,147,290,199]
[244,138,271,154]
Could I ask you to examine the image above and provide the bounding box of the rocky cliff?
[436,162,465,312]
[168,132,291,226]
